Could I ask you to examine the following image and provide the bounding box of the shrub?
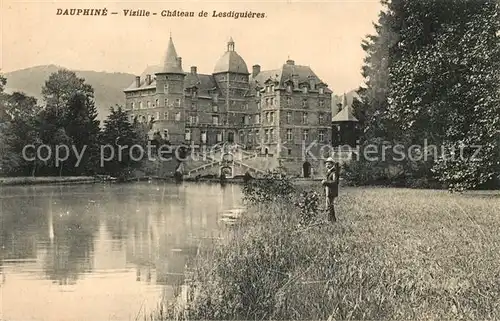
[241,169,296,205]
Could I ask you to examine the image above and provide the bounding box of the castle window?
[286,97,292,106]
[201,131,207,144]
[270,112,274,123]
[212,115,219,125]
[192,90,197,98]
[257,102,261,109]
[175,98,181,107]
[266,112,270,123]
[190,116,198,124]
[155,99,159,107]
[287,85,292,93]
[302,87,308,94]
[302,129,309,141]
[266,86,271,93]
[302,99,308,108]
[164,84,169,92]
[270,98,274,106]
[216,132,223,143]
[131,102,135,110]
[239,131,245,144]
[156,111,160,120]
[319,113,324,124]
[319,99,325,107]
[163,129,169,140]
[265,129,269,143]
[302,112,308,124]
[319,88,324,94]
[147,101,151,108]
[139,102,143,109]
[185,129,191,142]
[164,112,168,120]
[164,98,169,107]
[175,112,181,121]
[255,114,260,124]
[287,129,293,141]
[288,149,292,156]
[256,90,260,97]
[241,116,245,124]
[286,112,292,124]
[319,130,325,142]
[270,129,274,142]
[212,104,218,112]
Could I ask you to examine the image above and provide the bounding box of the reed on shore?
[153,182,500,320]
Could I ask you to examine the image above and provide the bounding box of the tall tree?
[100,106,143,178]
[64,93,101,175]
[388,0,500,190]
[42,69,94,119]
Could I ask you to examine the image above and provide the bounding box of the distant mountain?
[3,65,135,121]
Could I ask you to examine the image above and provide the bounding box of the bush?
[241,169,296,205]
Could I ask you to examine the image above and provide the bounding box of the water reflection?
[0,182,242,321]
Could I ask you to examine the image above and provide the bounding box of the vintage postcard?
[1,0,499,320]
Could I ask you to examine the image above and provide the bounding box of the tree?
[100,106,143,178]
[64,93,101,175]
[42,69,94,119]
[388,0,500,190]
[352,0,500,190]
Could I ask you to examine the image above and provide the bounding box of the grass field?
[157,186,500,320]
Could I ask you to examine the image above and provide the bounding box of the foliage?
[354,0,500,191]
[294,190,321,226]
[100,105,144,179]
[42,69,94,119]
[241,169,296,205]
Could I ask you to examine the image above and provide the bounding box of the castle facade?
[124,37,335,160]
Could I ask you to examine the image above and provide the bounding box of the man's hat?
[325,157,336,163]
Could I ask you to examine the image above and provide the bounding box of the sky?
[1,0,383,93]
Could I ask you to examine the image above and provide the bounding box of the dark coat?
[323,166,339,199]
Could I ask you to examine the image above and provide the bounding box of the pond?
[0,182,243,321]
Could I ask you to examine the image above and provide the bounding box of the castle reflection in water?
[0,182,242,292]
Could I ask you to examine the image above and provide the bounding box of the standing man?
[322,157,340,222]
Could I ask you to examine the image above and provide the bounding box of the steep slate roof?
[213,38,249,74]
[332,94,358,122]
[162,37,184,74]
[185,73,219,97]
[249,62,333,94]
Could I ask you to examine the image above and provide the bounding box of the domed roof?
[213,38,249,74]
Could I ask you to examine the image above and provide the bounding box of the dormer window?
[302,86,308,94]
[287,85,292,93]
[319,99,325,107]
[256,90,260,97]
[319,87,324,94]
[192,90,197,98]
[271,85,275,92]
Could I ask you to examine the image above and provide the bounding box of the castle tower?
[213,37,250,144]
[155,36,186,144]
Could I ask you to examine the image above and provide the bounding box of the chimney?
[135,76,140,87]
[191,66,197,75]
[286,59,295,65]
[146,74,151,85]
[308,75,315,90]
[252,64,261,77]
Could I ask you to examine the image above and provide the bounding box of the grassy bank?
[156,185,500,320]
[0,176,99,186]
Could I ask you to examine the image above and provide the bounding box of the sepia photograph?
[1,0,499,320]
